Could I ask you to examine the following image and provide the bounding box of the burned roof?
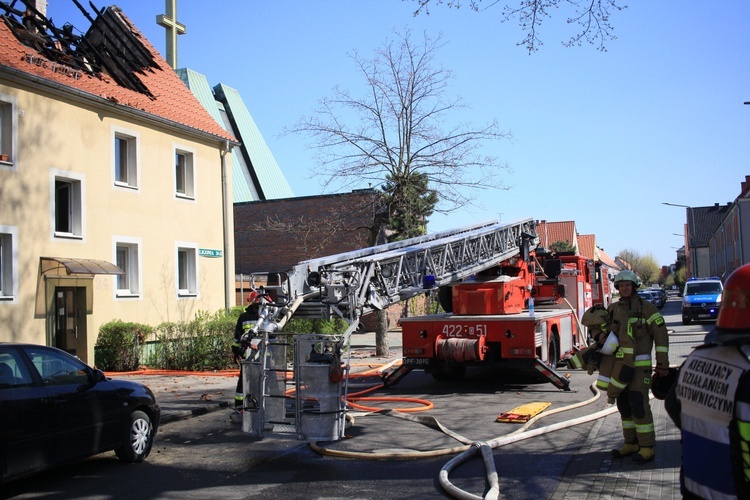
[0,1,235,142]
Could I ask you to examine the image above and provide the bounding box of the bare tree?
[618,249,660,286]
[288,29,511,355]
[288,29,511,215]
[410,0,627,52]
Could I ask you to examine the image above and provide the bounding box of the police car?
[681,277,723,325]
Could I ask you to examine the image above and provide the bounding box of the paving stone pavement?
[549,309,704,500]
[110,318,704,499]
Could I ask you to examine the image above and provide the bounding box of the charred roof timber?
[0,0,160,97]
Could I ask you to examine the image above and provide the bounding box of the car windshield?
[686,283,722,295]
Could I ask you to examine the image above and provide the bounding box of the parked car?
[649,288,666,309]
[637,289,658,306]
[682,277,723,324]
[0,343,160,483]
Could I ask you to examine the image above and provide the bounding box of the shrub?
[149,309,239,371]
[284,317,348,335]
[95,320,153,371]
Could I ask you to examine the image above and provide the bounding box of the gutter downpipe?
[221,140,233,311]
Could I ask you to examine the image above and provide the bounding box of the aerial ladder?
[240,218,539,441]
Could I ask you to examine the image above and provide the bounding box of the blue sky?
[47,1,750,267]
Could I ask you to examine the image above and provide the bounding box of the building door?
[54,287,84,356]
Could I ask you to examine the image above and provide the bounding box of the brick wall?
[234,190,442,328]
[234,189,383,275]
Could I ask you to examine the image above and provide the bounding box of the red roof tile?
[0,7,235,143]
[536,220,577,249]
[598,248,619,269]
[578,234,596,260]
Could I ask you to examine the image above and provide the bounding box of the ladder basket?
[296,334,346,441]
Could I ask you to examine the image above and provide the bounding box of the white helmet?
[599,331,619,355]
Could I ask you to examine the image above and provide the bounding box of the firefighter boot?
[632,447,655,464]
[611,442,639,458]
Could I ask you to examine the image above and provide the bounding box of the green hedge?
[95,320,153,371]
[97,308,347,372]
[149,309,240,371]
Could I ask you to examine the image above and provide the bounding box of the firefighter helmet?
[708,264,750,344]
[717,264,750,331]
[651,367,678,400]
[599,331,619,355]
[613,270,641,289]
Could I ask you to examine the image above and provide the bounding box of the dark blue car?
[0,343,160,483]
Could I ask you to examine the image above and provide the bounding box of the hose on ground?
[311,380,606,462]
[438,382,619,500]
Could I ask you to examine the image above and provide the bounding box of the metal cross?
[156,0,186,69]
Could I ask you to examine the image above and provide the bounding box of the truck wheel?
[548,335,560,367]
[431,363,466,381]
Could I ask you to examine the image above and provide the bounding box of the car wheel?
[682,315,691,326]
[115,410,154,463]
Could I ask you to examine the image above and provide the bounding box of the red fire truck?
[397,249,610,389]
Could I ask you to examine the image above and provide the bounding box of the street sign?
[198,249,222,258]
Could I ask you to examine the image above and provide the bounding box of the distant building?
[0,3,236,362]
[177,69,293,203]
[233,189,384,276]
[708,175,750,279]
[535,220,578,251]
[687,203,732,279]
[577,234,597,261]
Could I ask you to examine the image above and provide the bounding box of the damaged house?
[0,1,237,363]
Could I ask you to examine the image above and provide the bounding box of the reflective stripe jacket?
[607,295,669,372]
[672,343,750,499]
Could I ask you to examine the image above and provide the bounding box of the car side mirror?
[78,368,106,391]
[92,368,106,383]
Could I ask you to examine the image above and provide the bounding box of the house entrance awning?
[40,257,124,276]
[35,258,124,316]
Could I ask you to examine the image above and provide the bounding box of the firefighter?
[608,269,669,464]
[666,264,750,499]
[230,293,261,423]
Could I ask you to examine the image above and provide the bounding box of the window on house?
[114,133,138,188]
[115,241,140,296]
[175,151,195,198]
[0,93,17,171]
[177,246,197,296]
[52,171,84,239]
[0,228,17,300]
[54,179,82,236]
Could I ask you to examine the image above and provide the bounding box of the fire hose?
[310,380,608,463]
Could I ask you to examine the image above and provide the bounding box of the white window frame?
[173,144,196,200]
[50,169,85,241]
[113,236,142,298]
[0,92,18,172]
[0,226,18,303]
[112,126,140,190]
[175,242,199,297]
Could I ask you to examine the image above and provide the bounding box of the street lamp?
[662,202,697,278]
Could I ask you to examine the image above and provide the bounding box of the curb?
[159,401,230,425]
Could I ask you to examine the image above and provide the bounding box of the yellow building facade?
[0,6,236,363]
